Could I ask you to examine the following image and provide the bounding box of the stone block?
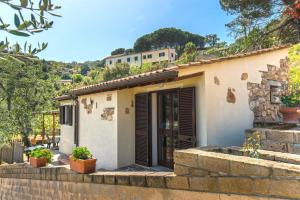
[174,150,198,168]
[266,130,294,143]
[103,174,115,185]
[130,174,146,187]
[116,175,129,185]
[68,174,83,182]
[270,179,300,199]
[146,173,169,188]
[218,177,254,195]
[230,160,271,177]
[189,177,218,192]
[165,175,189,190]
[92,174,103,184]
[272,163,300,177]
[199,154,230,174]
[189,168,209,177]
[261,140,287,152]
[83,174,93,183]
[254,178,270,195]
[293,131,300,143]
[174,164,189,176]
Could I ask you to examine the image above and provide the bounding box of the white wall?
[59,100,76,155]
[117,89,135,168]
[106,53,142,68]
[179,47,289,147]
[78,91,119,170]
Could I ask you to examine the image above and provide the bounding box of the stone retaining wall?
[1,147,300,199]
[246,128,300,154]
[174,148,300,199]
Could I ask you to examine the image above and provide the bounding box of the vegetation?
[133,28,205,55]
[29,148,53,163]
[0,0,61,58]
[218,0,300,54]
[71,147,93,160]
[281,43,300,107]
[243,132,261,158]
[176,42,198,64]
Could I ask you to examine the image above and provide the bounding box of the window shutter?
[59,106,65,125]
[74,101,79,146]
[135,93,152,167]
[178,87,196,149]
[68,105,73,126]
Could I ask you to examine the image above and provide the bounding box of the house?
[105,48,177,68]
[56,45,291,170]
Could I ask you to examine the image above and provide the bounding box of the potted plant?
[279,44,300,124]
[280,94,300,123]
[70,147,96,174]
[29,148,53,168]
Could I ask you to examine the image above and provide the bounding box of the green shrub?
[282,44,300,107]
[29,148,53,163]
[71,147,92,160]
[243,132,261,158]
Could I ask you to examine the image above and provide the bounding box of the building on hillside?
[56,45,291,170]
[105,48,177,68]
[60,79,72,85]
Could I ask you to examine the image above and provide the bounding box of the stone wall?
[247,59,289,122]
[1,147,300,199]
[174,148,300,200]
[246,128,300,154]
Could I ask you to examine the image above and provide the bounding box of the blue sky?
[0,0,233,62]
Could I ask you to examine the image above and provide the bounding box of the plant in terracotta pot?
[29,148,53,168]
[280,94,300,123]
[70,147,96,174]
[280,44,300,123]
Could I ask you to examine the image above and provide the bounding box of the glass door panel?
[158,90,179,169]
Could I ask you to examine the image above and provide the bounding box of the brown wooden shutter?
[68,105,73,126]
[74,100,79,146]
[59,106,65,125]
[178,87,196,149]
[135,93,152,167]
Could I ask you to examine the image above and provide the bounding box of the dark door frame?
[157,89,179,169]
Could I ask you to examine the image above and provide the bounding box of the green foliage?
[133,28,205,55]
[219,0,276,38]
[0,0,61,36]
[281,44,300,107]
[29,148,53,163]
[72,147,93,160]
[111,48,125,55]
[102,63,130,81]
[243,132,261,158]
[0,58,56,146]
[72,74,84,83]
[176,42,198,64]
[0,0,61,58]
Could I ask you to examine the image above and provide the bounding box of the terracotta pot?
[279,107,300,124]
[30,157,48,168]
[70,156,96,174]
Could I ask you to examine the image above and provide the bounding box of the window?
[147,54,152,59]
[117,59,122,63]
[127,57,131,62]
[143,55,147,59]
[109,60,112,65]
[159,52,165,57]
[59,105,73,126]
[171,53,174,58]
[134,56,138,61]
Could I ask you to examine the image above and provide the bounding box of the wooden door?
[157,90,178,168]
